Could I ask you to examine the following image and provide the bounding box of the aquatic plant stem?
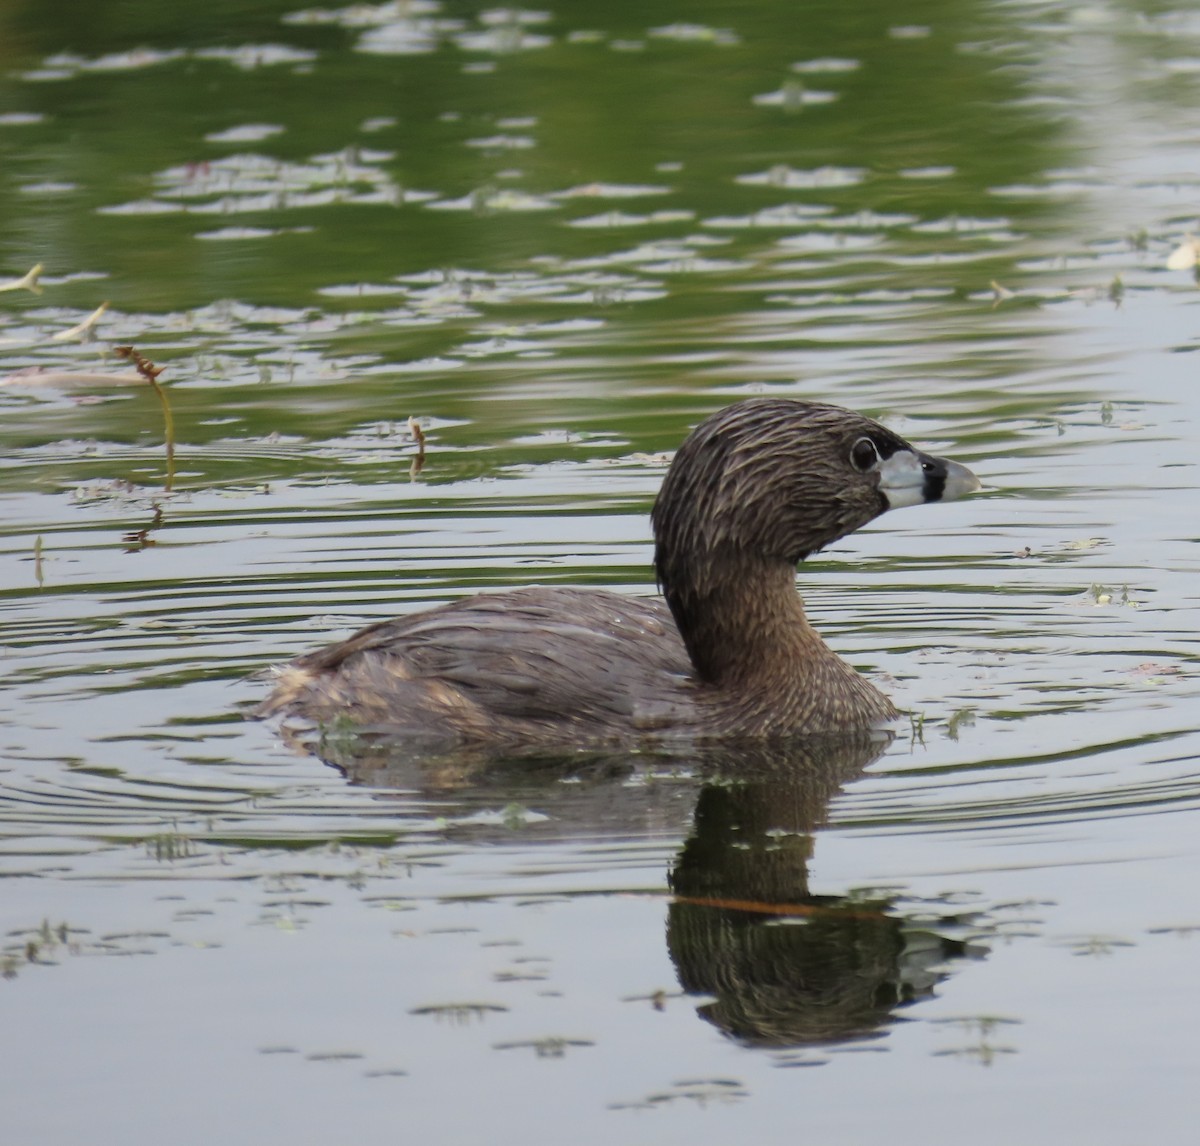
[114,345,175,491]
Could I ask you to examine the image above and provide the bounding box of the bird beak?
[879,449,980,510]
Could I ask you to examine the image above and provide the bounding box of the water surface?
[2,1,1200,1142]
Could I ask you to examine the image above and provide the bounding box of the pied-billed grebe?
[256,398,979,748]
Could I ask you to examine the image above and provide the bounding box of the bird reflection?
[667,734,978,1047]
[311,729,983,1050]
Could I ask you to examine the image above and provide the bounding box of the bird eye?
[850,436,878,472]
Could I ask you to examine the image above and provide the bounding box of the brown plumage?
[256,398,979,752]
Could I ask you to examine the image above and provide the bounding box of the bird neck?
[663,554,818,684]
[661,551,895,733]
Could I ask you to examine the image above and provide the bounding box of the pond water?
[2,0,1200,1141]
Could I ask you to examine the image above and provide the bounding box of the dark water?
[2,1,1200,1142]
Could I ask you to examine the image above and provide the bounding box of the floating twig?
[52,301,109,342]
[672,893,888,922]
[408,415,426,478]
[0,263,43,295]
[114,345,175,491]
[121,506,164,554]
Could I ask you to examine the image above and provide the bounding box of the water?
[2,0,1200,1141]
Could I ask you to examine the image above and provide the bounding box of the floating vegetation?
[3,919,78,975]
[1,919,166,977]
[1079,583,1138,608]
[930,1015,1022,1035]
[493,1036,594,1057]
[931,1042,1019,1065]
[945,708,976,741]
[1147,922,1200,936]
[146,827,196,862]
[610,1077,750,1110]
[409,1002,509,1024]
[99,148,415,218]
